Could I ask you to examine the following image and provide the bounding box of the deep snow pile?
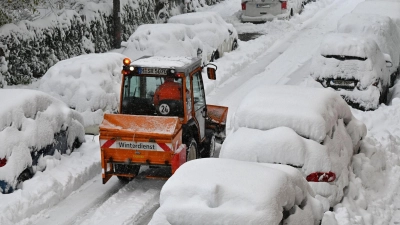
[149,158,324,225]
[0,88,85,191]
[37,52,125,131]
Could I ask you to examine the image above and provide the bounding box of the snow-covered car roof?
[310,33,390,88]
[168,12,238,57]
[233,85,354,143]
[0,89,85,192]
[337,13,400,72]
[120,23,205,63]
[353,1,400,26]
[220,127,332,175]
[38,53,125,129]
[149,158,323,225]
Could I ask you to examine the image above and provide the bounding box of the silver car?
[241,0,304,22]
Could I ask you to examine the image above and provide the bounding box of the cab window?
[192,72,206,110]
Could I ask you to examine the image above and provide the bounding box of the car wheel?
[211,50,220,62]
[72,138,82,151]
[115,164,140,182]
[290,9,294,18]
[17,168,33,184]
[231,40,238,51]
[186,138,198,161]
[203,130,216,158]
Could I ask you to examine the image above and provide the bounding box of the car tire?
[211,50,220,62]
[115,164,140,182]
[186,138,198,161]
[203,130,216,158]
[17,168,33,184]
[231,40,238,51]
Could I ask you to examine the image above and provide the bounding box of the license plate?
[330,80,355,87]
[139,67,169,75]
[257,4,270,8]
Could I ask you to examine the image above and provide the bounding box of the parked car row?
[119,11,238,65]
[150,86,367,223]
[310,0,400,111]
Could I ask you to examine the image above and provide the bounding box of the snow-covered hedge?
[0,0,223,87]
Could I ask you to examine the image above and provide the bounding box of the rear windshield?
[323,55,367,61]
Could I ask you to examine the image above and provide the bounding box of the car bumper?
[337,87,381,111]
[241,13,288,22]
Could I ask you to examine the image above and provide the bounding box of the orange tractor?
[100,56,228,183]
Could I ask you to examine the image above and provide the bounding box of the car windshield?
[121,75,184,117]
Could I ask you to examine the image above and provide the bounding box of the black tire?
[231,40,238,51]
[186,138,198,161]
[71,138,82,151]
[290,9,294,18]
[114,164,140,182]
[17,168,33,184]
[211,50,220,62]
[203,130,216,158]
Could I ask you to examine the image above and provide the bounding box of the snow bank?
[149,158,323,225]
[233,85,355,143]
[119,23,205,63]
[352,1,400,27]
[0,89,85,193]
[38,53,125,130]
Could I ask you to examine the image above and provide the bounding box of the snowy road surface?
[4,0,400,224]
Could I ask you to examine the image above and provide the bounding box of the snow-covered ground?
[2,0,400,224]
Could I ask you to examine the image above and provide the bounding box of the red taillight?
[306,172,336,182]
[0,158,7,167]
[281,1,287,9]
[372,79,380,87]
[242,2,246,10]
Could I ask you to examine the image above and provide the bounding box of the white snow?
[131,56,198,69]
[149,158,324,225]
[232,85,358,143]
[0,89,85,193]
[337,13,400,76]
[117,23,206,63]
[168,11,238,61]
[37,52,125,131]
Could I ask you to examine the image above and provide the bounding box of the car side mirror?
[384,54,393,68]
[386,61,393,68]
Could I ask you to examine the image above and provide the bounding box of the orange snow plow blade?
[100,114,186,184]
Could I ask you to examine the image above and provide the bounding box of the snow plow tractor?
[100,56,228,183]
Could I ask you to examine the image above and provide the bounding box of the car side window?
[192,72,205,110]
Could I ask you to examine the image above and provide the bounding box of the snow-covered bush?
[0,0,222,87]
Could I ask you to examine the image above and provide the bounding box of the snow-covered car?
[38,53,125,134]
[167,12,238,62]
[0,89,85,193]
[310,33,392,111]
[337,13,400,87]
[119,23,206,63]
[149,158,324,225]
[240,0,304,22]
[231,85,367,207]
[353,0,400,28]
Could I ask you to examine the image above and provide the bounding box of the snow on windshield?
[149,158,323,225]
[37,52,125,129]
[233,85,353,143]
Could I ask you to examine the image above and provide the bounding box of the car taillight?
[306,172,336,182]
[0,158,7,167]
[281,1,287,9]
[242,2,246,10]
[372,79,380,87]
